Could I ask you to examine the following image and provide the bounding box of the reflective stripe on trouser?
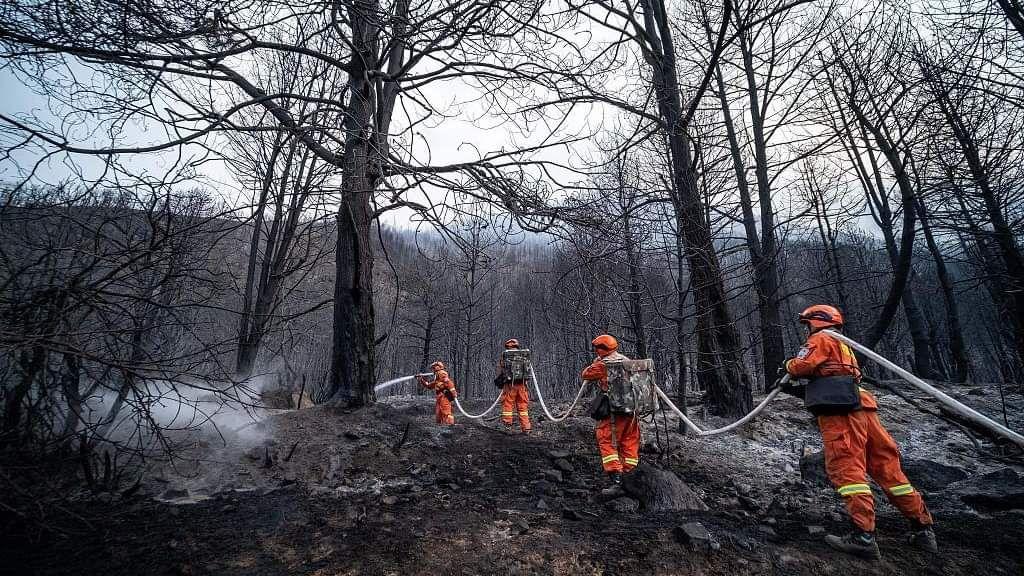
[820,409,932,532]
[595,414,640,473]
[436,397,454,426]
[500,382,531,430]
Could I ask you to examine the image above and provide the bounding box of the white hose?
[823,329,1024,450]
[453,393,503,420]
[654,381,784,436]
[529,365,591,422]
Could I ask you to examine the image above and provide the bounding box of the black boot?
[908,522,938,553]
[599,472,625,499]
[825,530,881,560]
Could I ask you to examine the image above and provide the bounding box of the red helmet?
[798,305,844,331]
[504,338,520,349]
[591,334,618,356]
[430,360,446,372]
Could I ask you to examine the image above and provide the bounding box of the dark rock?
[731,535,756,551]
[807,525,825,536]
[758,525,779,540]
[621,465,708,512]
[160,488,189,500]
[967,388,986,396]
[553,459,574,474]
[344,431,361,440]
[673,522,712,550]
[605,497,640,513]
[548,450,571,460]
[561,507,582,521]
[536,499,549,511]
[738,495,761,511]
[565,489,590,499]
[245,446,263,461]
[533,479,556,495]
[902,460,969,492]
[514,518,530,534]
[719,497,741,509]
[950,468,1024,511]
[799,450,829,487]
[542,469,564,484]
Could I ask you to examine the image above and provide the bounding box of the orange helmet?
[591,334,618,356]
[798,305,844,331]
[504,338,520,349]
[430,360,446,372]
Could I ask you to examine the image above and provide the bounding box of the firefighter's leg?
[615,415,640,472]
[821,413,875,532]
[438,397,454,425]
[515,383,531,431]
[595,417,622,474]
[500,385,514,427]
[863,411,933,526]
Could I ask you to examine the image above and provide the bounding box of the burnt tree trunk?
[328,1,384,407]
[641,0,751,416]
[715,56,784,384]
[933,83,1024,367]
[916,198,970,382]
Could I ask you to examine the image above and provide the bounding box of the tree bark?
[715,57,784,383]
[641,0,751,416]
[916,198,970,382]
[327,0,383,406]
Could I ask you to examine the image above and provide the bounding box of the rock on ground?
[621,465,708,512]
[949,467,1024,511]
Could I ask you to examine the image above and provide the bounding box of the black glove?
[767,364,788,391]
[443,389,455,402]
[777,363,790,378]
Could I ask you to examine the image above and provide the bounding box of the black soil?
[5,391,1024,576]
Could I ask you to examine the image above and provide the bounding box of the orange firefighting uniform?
[496,356,531,431]
[420,369,457,425]
[582,350,640,474]
[786,330,933,533]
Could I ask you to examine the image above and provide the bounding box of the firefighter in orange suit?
[496,338,532,433]
[781,305,936,559]
[418,361,457,425]
[581,334,640,495]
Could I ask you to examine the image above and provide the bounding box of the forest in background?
[1,0,1023,489]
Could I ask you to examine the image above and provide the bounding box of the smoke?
[78,373,286,452]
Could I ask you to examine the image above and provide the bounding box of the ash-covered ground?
[6,382,1024,576]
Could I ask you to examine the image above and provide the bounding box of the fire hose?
[528,366,591,422]
[653,381,785,437]
[453,393,503,419]
[823,329,1024,450]
[376,331,1024,450]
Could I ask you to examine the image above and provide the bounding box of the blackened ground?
[5,389,1024,576]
